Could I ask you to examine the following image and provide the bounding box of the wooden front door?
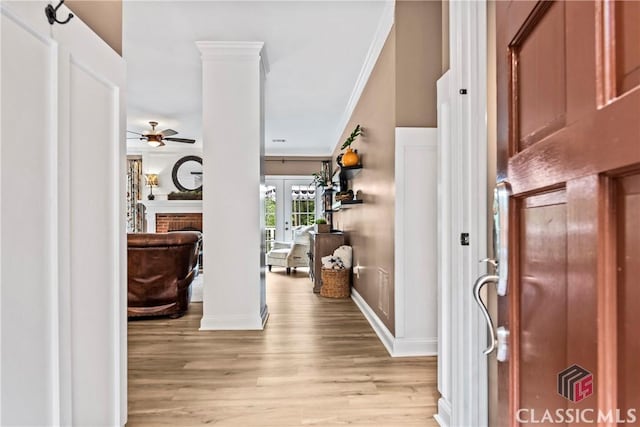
[496,1,640,425]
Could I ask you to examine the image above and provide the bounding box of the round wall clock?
[172,155,203,192]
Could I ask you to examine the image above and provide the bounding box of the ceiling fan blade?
[126,137,144,140]
[127,130,144,136]
[165,137,196,144]
[160,129,178,137]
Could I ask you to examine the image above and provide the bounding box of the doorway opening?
[263,176,320,278]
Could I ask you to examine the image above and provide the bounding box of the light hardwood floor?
[128,270,438,426]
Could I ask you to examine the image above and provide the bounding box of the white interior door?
[1,2,126,424]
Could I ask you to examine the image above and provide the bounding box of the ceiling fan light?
[148,139,163,148]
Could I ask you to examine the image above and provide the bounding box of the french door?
[264,177,319,250]
[284,179,318,240]
[494,1,640,426]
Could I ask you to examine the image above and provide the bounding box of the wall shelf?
[332,199,364,211]
[340,165,363,180]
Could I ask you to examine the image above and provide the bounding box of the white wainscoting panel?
[1,4,58,424]
[65,59,122,425]
[54,5,127,425]
[394,127,438,357]
[1,2,127,424]
[351,128,438,358]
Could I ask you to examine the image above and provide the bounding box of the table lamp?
[144,174,159,200]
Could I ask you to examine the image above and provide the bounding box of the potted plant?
[315,218,330,233]
[311,170,331,188]
[340,124,363,167]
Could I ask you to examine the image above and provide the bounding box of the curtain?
[126,158,144,232]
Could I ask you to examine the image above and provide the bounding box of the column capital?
[196,41,269,73]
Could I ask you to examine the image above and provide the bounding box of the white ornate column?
[197,41,268,330]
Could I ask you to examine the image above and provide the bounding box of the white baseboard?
[351,289,437,357]
[435,397,452,427]
[200,313,265,330]
[394,337,438,357]
[351,288,395,355]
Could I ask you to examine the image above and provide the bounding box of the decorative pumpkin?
[340,125,363,167]
[341,148,359,167]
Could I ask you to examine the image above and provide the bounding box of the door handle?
[472,273,509,360]
[496,326,509,362]
[471,180,512,359]
[494,181,511,296]
[473,181,511,362]
[473,274,499,355]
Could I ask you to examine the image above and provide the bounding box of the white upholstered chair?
[266,225,313,274]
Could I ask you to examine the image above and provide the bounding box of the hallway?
[128,271,438,426]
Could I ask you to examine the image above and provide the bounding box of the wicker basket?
[320,268,351,298]
[335,192,354,202]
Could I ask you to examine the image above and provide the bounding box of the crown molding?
[265,155,332,162]
[329,0,395,152]
[265,147,332,157]
[196,41,269,74]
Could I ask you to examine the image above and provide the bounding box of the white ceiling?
[124,1,387,155]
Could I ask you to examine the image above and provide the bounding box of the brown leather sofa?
[127,231,201,318]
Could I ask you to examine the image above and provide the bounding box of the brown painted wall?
[332,30,397,332]
[264,157,330,176]
[66,0,122,55]
[395,0,442,127]
[331,2,442,334]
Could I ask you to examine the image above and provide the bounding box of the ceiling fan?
[127,121,196,147]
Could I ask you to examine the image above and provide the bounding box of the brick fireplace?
[137,200,202,233]
[155,213,203,233]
